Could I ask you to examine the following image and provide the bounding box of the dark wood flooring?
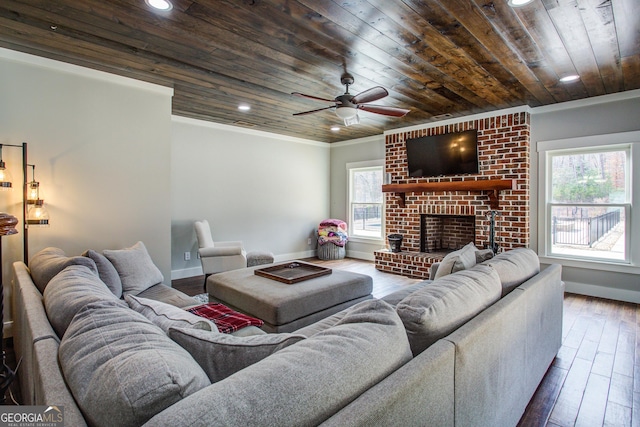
[174,257,640,427]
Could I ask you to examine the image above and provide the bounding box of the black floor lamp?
[0,213,18,403]
[0,142,43,404]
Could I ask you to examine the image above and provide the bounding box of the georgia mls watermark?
[0,406,64,427]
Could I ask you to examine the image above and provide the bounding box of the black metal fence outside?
[552,210,621,246]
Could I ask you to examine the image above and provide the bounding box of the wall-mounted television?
[405,129,479,178]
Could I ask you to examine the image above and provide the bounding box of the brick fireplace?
[375,111,530,279]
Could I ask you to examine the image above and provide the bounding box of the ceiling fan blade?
[357,104,410,117]
[293,106,335,116]
[292,92,336,103]
[351,86,388,104]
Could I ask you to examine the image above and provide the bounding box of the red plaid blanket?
[187,303,264,334]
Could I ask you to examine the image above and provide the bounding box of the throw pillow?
[433,242,478,279]
[103,241,164,296]
[43,265,124,337]
[29,247,98,293]
[59,300,210,427]
[397,264,501,355]
[169,327,305,383]
[82,249,123,298]
[125,294,217,334]
[144,299,411,426]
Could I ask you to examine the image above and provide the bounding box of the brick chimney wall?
[375,111,531,279]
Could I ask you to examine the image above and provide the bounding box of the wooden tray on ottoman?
[254,261,332,284]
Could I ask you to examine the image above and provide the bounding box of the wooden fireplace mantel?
[381,179,516,209]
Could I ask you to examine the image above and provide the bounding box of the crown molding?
[171,115,329,147]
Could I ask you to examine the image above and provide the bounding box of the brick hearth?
[375,111,531,279]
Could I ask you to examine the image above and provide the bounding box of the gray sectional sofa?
[11,243,563,427]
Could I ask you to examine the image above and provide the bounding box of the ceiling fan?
[292,73,410,126]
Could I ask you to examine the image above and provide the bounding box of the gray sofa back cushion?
[144,299,412,427]
[397,264,502,355]
[82,249,123,297]
[169,328,306,383]
[103,241,164,296]
[484,248,540,296]
[29,247,98,293]
[43,265,124,338]
[59,300,210,427]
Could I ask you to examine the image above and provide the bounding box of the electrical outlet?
[184,251,190,261]
[307,238,312,245]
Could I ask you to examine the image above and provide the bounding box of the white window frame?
[346,160,384,242]
[537,130,640,274]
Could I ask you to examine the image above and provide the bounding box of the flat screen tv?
[405,129,479,177]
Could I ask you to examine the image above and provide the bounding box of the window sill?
[539,255,640,274]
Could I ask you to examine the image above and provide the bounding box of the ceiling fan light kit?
[293,73,409,125]
[335,106,357,120]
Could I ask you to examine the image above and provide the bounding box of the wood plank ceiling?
[1,0,638,143]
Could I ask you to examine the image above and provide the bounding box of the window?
[547,146,629,262]
[538,129,640,269]
[347,162,384,240]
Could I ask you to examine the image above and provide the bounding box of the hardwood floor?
[173,258,640,427]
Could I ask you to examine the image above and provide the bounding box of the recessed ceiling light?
[331,126,340,132]
[508,0,533,7]
[145,0,173,11]
[238,105,251,111]
[559,74,580,83]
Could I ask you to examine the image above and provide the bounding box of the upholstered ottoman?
[206,262,373,333]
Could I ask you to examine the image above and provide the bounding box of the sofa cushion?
[103,241,164,296]
[169,327,305,383]
[397,264,502,355]
[484,248,541,296]
[59,300,210,427]
[136,283,200,308]
[82,249,123,298]
[144,299,412,426]
[29,247,98,293]
[433,242,478,279]
[43,265,124,337]
[125,294,217,334]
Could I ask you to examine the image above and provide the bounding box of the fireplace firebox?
[420,214,475,253]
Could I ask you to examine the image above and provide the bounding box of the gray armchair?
[194,220,247,287]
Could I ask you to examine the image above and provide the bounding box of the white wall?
[0,49,173,332]
[530,91,640,302]
[329,135,386,260]
[171,117,330,279]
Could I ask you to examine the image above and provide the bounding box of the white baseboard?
[564,280,640,304]
[273,250,316,262]
[171,266,203,281]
